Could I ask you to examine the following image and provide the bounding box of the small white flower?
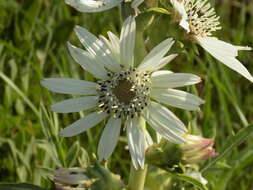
[170,0,253,82]
[65,0,144,14]
[41,16,204,169]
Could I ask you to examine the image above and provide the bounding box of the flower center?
[183,0,221,37]
[112,79,136,105]
[97,66,150,119]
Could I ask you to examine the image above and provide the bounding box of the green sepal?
[146,139,182,169]
[87,163,125,190]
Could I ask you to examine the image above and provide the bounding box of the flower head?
[181,134,218,164]
[65,0,144,14]
[170,0,253,82]
[171,0,221,37]
[41,16,204,169]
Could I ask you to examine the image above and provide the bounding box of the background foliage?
[0,0,253,189]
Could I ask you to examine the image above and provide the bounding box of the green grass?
[0,0,253,189]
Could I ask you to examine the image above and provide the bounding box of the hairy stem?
[128,164,148,190]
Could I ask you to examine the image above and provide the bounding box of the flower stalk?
[128,164,148,190]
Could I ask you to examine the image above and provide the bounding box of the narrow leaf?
[172,174,208,190]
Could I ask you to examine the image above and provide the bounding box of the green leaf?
[66,141,80,167]
[0,72,40,118]
[172,173,208,190]
[201,124,253,172]
[0,183,48,190]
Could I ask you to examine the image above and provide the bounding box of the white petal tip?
[194,76,202,84]
[40,79,49,88]
[246,46,252,51]
[98,156,104,162]
[249,77,253,83]
[51,104,64,113]
[66,41,72,46]
[59,130,72,137]
[40,79,46,86]
[50,105,56,112]
[59,132,65,137]
[67,42,74,51]
[170,53,178,59]
[74,25,82,32]
[166,38,174,45]
[238,46,252,51]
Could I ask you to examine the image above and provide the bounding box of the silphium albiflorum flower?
[181,134,218,164]
[41,16,204,169]
[170,0,253,82]
[65,0,144,14]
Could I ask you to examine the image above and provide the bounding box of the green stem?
[128,164,148,190]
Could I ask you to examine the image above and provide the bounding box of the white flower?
[65,0,144,14]
[41,16,204,169]
[170,0,253,82]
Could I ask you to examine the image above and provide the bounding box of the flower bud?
[181,134,218,164]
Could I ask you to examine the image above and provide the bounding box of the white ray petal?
[156,132,162,143]
[67,42,108,79]
[108,31,120,55]
[126,117,146,169]
[150,88,204,111]
[170,0,190,32]
[196,36,253,82]
[144,111,185,144]
[51,96,98,113]
[151,71,201,88]
[97,117,121,161]
[138,38,175,71]
[120,16,136,67]
[41,78,97,95]
[99,33,120,65]
[144,130,153,148]
[60,112,107,137]
[143,101,187,144]
[74,25,120,72]
[65,0,122,13]
[153,54,178,71]
[131,0,144,13]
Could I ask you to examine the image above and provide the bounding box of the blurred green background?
[0,0,253,189]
